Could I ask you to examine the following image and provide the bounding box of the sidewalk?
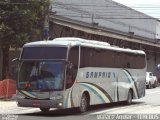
[0,92,56,114]
[0,100,18,114]
[0,98,40,114]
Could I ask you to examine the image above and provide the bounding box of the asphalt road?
[1,87,160,120]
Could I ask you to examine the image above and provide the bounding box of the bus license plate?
[32,101,40,107]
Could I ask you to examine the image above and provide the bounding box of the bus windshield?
[18,61,65,91]
[21,47,67,60]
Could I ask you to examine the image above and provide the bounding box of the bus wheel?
[147,82,151,89]
[40,108,50,112]
[125,89,133,105]
[153,81,157,88]
[78,93,88,113]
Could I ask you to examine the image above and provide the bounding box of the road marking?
[146,91,160,94]
[0,107,40,114]
[90,104,147,115]
[90,104,160,115]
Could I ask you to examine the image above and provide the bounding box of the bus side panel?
[126,68,146,99]
[117,68,146,101]
[76,68,117,105]
[75,67,146,105]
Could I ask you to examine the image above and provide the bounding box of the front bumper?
[17,98,64,109]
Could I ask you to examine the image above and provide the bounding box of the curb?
[0,94,16,101]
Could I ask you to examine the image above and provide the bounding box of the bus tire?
[153,81,157,88]
[78,93,88,113]
[40,108,50,112]
[125,89,133,105]
[147,82,151,89]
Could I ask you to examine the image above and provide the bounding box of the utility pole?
[43,1,52,40]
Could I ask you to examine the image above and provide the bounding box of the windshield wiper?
[24,76,38,90]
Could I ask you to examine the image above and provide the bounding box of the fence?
[0,79,16,99]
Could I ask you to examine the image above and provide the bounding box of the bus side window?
[127,62,131,68]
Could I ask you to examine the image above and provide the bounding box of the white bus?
[16,37,146,113]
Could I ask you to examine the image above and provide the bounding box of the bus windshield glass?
[18,61,65,91]
[21,47,67,60]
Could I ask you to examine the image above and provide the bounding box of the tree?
[0,0,51,79]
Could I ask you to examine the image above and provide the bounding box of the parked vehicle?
[146,72,157,89]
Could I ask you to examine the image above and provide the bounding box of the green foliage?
[0,0,51,79]
[0,0,51,48]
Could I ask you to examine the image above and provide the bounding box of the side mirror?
[12,58,20,62]
[11,58,20,80]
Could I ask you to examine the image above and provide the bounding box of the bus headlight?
[58,102,63,107]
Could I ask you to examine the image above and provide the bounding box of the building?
[1,0,160,80]
[49,0,160,80]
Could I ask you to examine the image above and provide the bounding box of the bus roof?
[24,37,145,55]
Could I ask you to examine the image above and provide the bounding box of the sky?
[113,0,160,19]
